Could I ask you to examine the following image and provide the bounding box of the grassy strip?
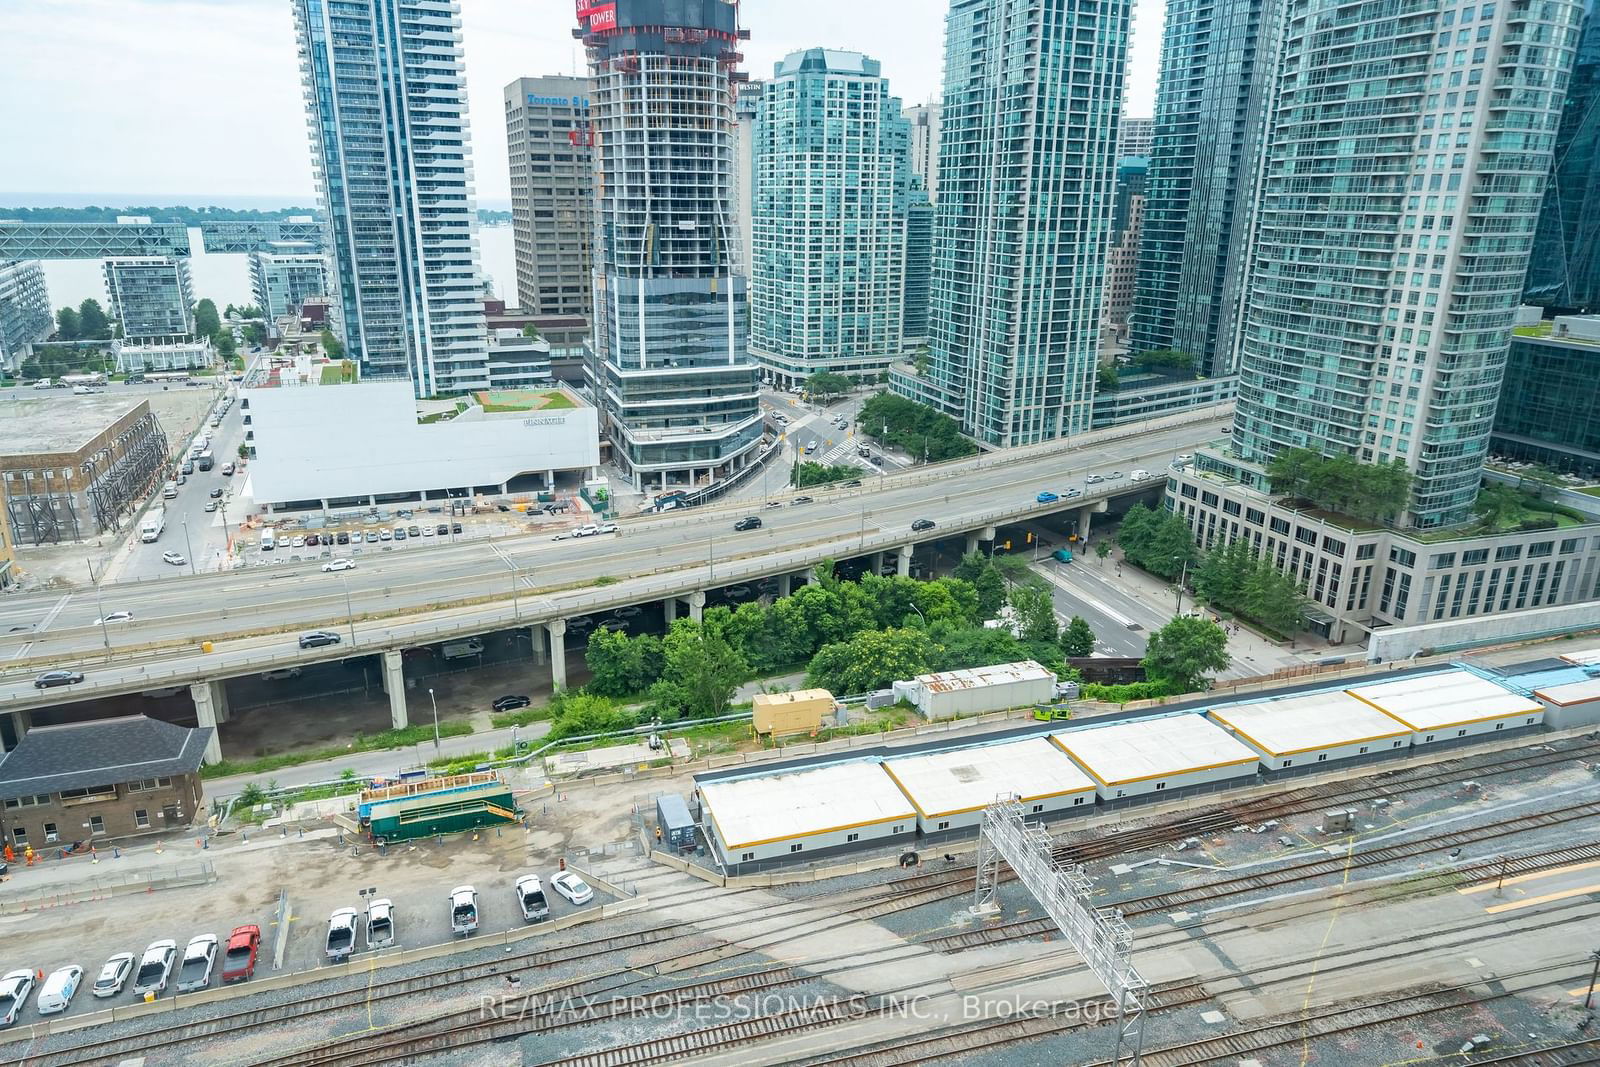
[489,706,556,729]
[201,721,475,779]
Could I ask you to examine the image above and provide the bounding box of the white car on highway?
[322,559,356,572]
[161,550,186,566]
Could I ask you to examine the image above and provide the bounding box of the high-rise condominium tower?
[750,49,917,390]
[1129,0,1287,375]
[292,0,489,396]
[577,0,761,491]
[904,102,942,202]
[1232,0,1585,528]
[899,0,1130,446]
[504,76,593,318]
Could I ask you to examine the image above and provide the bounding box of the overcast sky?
[0,0,1165,206]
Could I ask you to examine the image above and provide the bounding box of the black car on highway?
[297,630,342,649]
[34,670,85,689]
[733,516,763,531]
[911,518,936,532]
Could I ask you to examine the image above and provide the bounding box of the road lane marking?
[1482,882,1600,914]
[36,595,72,633]
[1459,859,1600,895]
[1033,566,1136,627]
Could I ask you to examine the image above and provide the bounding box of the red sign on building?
[575,0,599,18]
[588,3,617,31]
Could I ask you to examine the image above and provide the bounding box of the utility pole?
[339,573,357,645]
[182,517,197,576]
[1174,556,1189,616]
[1587,948,1600,1010]
[428,689,441,755]
[87,558,110,650]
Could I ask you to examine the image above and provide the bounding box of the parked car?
[550,871,594,906]
[204,501,218,512]
[393,528,407,541]
[305,534,320,547]
[493,694,531,713]
[733,516,763,531]
[910,518,936,532]
[365,899,396,949]
[91,952,134,998]
[175,934,218,993]
[325,908,359,961]
[298,630,341,649]
[221,925,261,983]
[162,550,186,566]
[435,524,449,536]
[365,530,379,543]
[33,670,85,689]
[515,875,550,922]
[379,529,392,541]
[451,523,463,534]
[407,525,421,537]
[0,971,34,1027]
[132,939,177,997]
[262,667,302,681]
[336,531,351,545]
[290,535,306,548]
[209,487,223,499]
[322,558,356,572]
[221,462,235,476]
[1036,491,1059,503]
[724,585,752,600]
[449,886,479,936]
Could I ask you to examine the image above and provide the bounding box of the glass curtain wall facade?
[580,0,761,491]
[750,49,916,390]
[292,0,489,396]
[1129,0,1287,376]
[1232,0,1584,529]
[909,0,1131,447]
[1526,0,1600,311]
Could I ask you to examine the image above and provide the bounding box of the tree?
[1116,503,1196,580]
[1241,557,1305,635]
[1008,579,1059,645]
[953,551,990,584]
[1193,537,1254,609]
[584,628,663,697]
[78,298,111,339]
[194,298,221,339]
[546,693,636,740]
[972,565,1006,618]
[1266,447,1412,522]
[1133,348,1196,374]
[805,627,936,695]
[1141,616,1230,693]
[656,620,747,719]
[1062,616,1096,657]
[521,322,543,340]
[244,323,267,347]
[320,329,346,360]
[857,391,978,462]
[805,371,851,401]
[54,306,81,341]
[213,330,238,360]
[1097,363,1120,390]
[1095,540,1111,564]
[792,461,861,488]
[1474,482,1521,531]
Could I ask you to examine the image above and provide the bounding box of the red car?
[220,925,261,983]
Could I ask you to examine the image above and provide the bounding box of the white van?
[35,965,83,1015]
[441,638,484,660]
[260,529,277,552]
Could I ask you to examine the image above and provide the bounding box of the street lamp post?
[181,517,197,576]
[1174,556,1190,616]
[338,572,357,645]
[86,558,110,650]
[1587,947,1600,1009]
[428,688,441,756]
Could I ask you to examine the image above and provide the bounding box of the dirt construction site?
[3,643,1600,1065]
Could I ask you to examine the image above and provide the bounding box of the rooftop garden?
[472,388,576,413]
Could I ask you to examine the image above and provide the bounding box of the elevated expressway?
[0,408,1229,755]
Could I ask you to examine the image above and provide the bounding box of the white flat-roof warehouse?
[1050,713,1260,800]
[1347,669,1544,744]
[1560,646,1600,667]
[697,761,916,867]
[1207,690,1411,770]
[881,736,1094,832]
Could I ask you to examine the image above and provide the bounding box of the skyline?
[0,0,1166,205]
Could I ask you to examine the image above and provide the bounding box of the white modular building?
[1560,646,1600,667]
[893,660,1056,721]
[1346,670,1545,746]
[1206,690,1412,772]
[1051,713,1260,802]
[242,359,598,512]
[881,736,1095,834]
[697,760,917,870]
[1504,663,1600,730]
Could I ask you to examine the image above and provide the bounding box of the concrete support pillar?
[547,620,568,689]
[897,546,913,577]
[965,533,980,555]
[546,469,556,490]
[687,590,706,623]
[209,680,231,724]
[529,626,545,666]
[799,568,817,586]
[869,552,885,575]
[776,573,792,598]
[1078,507,1094,542]
[382,649,408,730]
[980,526,997,542]
[664,597,678,624]
[188,682,225,765]
[7,711,32,751]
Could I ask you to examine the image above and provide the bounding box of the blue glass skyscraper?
[1526,0,1600,311]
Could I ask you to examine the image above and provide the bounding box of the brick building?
[0,716,212,849]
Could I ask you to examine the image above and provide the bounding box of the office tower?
[903,192,933,347]
[578,0,761,492]
[1128,0,1287,375]
[904,102,942,202]
[750,49,916,390]
[504,76,594,319]
[734,80,763,281]
[0,260,51,371]
[1493,314,1600,477]
[1104,158,1148,334]
[291,0,489,396]
[1231,0,1585,529]
[249,244,329,330]
[898,0,1131,447]
[1526,0,1599,311]
[102,257,194,342]
[1117,115,1153,158]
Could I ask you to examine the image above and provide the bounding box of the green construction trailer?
[365,777,519,841]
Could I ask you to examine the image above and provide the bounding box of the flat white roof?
[1207,690,1411,757]
[1560,646,1600,667]
[1051,714,1259,787]
[917,660,1052,694]
[1347,670,1544,731]
[1535,676,1600,707]
[699,761,915,849]
[882,736,1094,818]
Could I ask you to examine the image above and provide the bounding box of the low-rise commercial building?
[1207,690,1410,773]
[1504,662,1600,729]
[1347,669,1545,746]
[1051,713,1260,802]
[241,354,598,512]
[1,396,169,545]
[111,338,213,374]
[881,736,1094,835]
[0,716,211,848]
[892,661,1056,720]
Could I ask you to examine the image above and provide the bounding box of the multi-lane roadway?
[0,411,1228,711]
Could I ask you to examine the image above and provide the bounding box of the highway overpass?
[0,407,1228,758]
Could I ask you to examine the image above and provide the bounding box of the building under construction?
[358,772,519,842]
